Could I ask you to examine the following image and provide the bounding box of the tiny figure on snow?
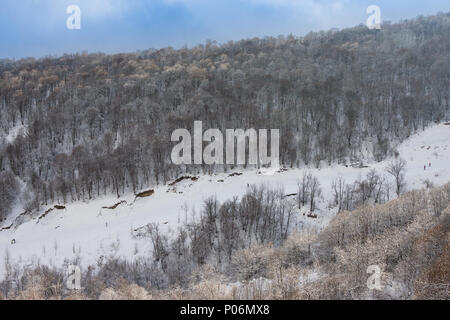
[11,239,16,245]
[424,165,426,171]
[429,162,431,167]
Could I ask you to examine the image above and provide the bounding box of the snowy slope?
[1,123,449,278]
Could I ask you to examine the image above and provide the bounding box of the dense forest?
[0,13,449,219]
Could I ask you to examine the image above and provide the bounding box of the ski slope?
[0,123,449,278]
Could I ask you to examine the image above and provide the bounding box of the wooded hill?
[0,13,449,219]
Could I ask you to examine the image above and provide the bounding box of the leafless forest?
[0,13,449,301]
[1,14,449,221]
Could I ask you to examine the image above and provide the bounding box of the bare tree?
[332,177,346,212]
[309,176,321,212]
[297,172,310,209]
[386,158,407,196]
[146,223,169,272]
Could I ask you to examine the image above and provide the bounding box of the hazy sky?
[1,0,449,59]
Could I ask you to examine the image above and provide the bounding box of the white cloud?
[249,0,357,31]
[160,0,354,30]
[76,0,133,19]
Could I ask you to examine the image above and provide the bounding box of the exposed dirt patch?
[18,211,30,217]
[102,201,127,210]
[36,205,65,223]
[0,223,13,231]
[228,172,243,177]
[168,176,199,186]
[37,208,54,223]
[135,189,154,198]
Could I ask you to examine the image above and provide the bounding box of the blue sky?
[1,0,449,59]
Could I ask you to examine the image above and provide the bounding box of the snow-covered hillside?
[1,123,449,279]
